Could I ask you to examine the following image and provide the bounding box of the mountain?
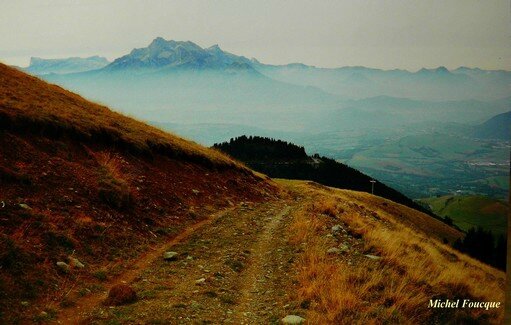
[321,96,511,129]
[41,38,510,131]
[0,64,504,324]
[42,38,343,132]
[106,37,253,71]
[24,56,110,75]
[473,111,511,140]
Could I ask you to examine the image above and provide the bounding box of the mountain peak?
[107,38,253,71]
[435,66,449,73]
[417,66,451,74]
[149,36,171,47]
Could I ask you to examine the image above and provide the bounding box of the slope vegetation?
[0,63,275,323]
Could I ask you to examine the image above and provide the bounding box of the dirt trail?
[55,205,238,324]
[54,195,305,324]
[230,205,291,324]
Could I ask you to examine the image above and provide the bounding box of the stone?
[56,261,71,273]
[68,257,85,268]
[163,251,178,261]
[104,284,137,306]
[282,315,305,324]
[364,254,381,260]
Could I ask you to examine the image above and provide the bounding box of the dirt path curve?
[55,205,238,324]
[73,197,303,324]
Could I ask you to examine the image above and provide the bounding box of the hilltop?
[0,64,505,324]
[106,37,254,71]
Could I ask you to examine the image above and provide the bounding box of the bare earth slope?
[65,181,504,325]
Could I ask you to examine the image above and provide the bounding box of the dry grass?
[286,181,504,324]
[93,151,133,209]
[0,63,244,170]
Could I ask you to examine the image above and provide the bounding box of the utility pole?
[370,180,376,195]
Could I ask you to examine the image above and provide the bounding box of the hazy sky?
[1,0,510,70]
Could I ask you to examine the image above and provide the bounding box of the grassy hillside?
[0,64,241,169]
[419,195,508,237]
[282,180,504,324]
[0,63,275,323]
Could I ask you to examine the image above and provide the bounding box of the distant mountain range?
[254,62,511,101]
[33,38,509,129]
[22,56,110,75]
[25,37,511,101]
